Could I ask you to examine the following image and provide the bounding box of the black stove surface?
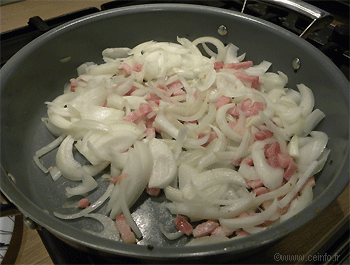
[1,0,349,264]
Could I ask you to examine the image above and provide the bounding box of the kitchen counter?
[1,1,349,264]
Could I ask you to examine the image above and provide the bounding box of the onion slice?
[54,182,114,220]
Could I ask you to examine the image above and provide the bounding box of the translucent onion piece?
[55,135,84,181]
[186,235,230,246]
[120,187,142,238]
[83,213,121,241]
[148,138,177,188]
[35,134,67,157]
[54,182,114,220]
[251,140,283,190]
[279,185,313,222]
[65,175,98,198]
[49,166,62,181]
[303,109,325,136]
[216,103,243,142]
[278,161,318,208]
[297,84,315,117]
[33,155,49,173]
[159,224,184,240]
[219,199,278,229]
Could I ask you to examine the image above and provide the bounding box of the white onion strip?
[54,182,114,220]
[159,224,184,240]
[219,199,278,229]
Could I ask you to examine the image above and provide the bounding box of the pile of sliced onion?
[35,36,329,245]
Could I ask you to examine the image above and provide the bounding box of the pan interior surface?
[0,4,349,260]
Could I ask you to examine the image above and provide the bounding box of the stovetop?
[1,0,349,80]
[1,0,349,264]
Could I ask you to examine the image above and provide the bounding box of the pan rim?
[1,3,349,260]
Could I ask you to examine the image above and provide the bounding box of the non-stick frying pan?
[1,2,349,262]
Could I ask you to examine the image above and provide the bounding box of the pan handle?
[241,0,334,39]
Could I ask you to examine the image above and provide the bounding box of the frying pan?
[1,2,349,262]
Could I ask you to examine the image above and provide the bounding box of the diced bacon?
[144,127,156,138]
[299,176,316,194]
[110,173,128,185]
[174,215,193,236]
[254,129,274,140]
[211,226,235,237]
[172,89,185,96]
[241,158,254,166]
[184,120,198,124]
[257,219,276,228]
[123,104,153,123]
[145,184,161,197]
[215,96,232,110]
[78,198,90,209]
[193,220,219,238]
[237,98,265,118]
[228,121,236,128]
[70,78,78,92]
[109,176,118,185]
[235,229,250,237]
[283,161,298,181]
[198,132,218,147]
[227,106,239,117]
[132,62,143,72]
[238,212,258,218]
[268,156,280,168]
[146,95,161,106]
[250,101,265,115]
[138,103,153,116]
[123,111,140,123]
[245,179,264,189]
[115,214,137,244]
[234,72,260,89]
[214,61,224,70]
[277,204,291,215]
[265,142,281,158]
[240,98,253,113]
[277,153,294,169]
[253,187,268,196]
[167,80,183,90]
[224,61,253,70]
[124,86,137,96]
[157,84,168,91]
[264,142,285,169]
[119,63,132,76]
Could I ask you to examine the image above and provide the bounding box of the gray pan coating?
[1,4,349,262]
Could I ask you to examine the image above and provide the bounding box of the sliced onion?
[251,140,283,190]
[54,182,114,220]
[219,199,278,229]
[278,161,318,208]
[83,213,121,241]
[297,84,315,117]
[65,175,98,198]
[49,166,62,181]
[148,138,177,188]
[186,235,230,246]
[216,103,243,142]
[159,224,184,240]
